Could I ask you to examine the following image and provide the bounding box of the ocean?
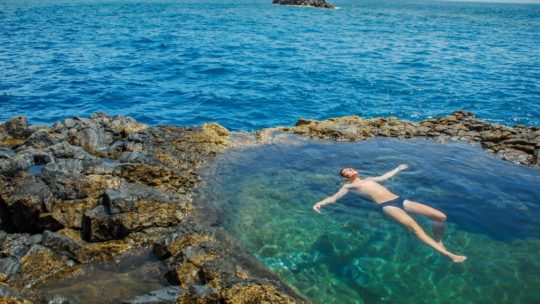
[1,0,539,129]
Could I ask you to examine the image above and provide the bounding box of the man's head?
[340,167,359,180]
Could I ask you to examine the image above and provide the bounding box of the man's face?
[341,168,358,179]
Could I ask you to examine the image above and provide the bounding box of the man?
[313,164,467,263]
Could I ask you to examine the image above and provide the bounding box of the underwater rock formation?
[0,111,537,303]
[272,0,334,9]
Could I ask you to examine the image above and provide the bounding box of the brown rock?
[223,284,302,304]
[17,245,75,288]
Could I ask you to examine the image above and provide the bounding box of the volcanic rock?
[262,110,540,167]
[0,111,536,303]
[123,286,184,304]
[273,0,334,9]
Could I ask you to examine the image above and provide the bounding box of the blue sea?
[2,1,540,303]
[1,0,539,130]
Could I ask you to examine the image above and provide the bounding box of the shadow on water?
[196,138,540,304]
[39,249,169,304]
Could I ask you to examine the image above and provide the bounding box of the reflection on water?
[197,138,540,304]
[27,165,44,175]
[41,249,169,304]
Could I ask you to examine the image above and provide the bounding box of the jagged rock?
[16,244,76,288]
[187,284,219,302]
[222,283,303,303]
[264,111,540,167]
[152,225,216,261]
[82,183,190,242]
[154,223,308,303]
[273,0,334,9]
[0,257,20,282]
[41,230,83,261]
[0,296,31,304]
[122,286,184,304]
[81,205,119,242]
[48,113,147,157]
[18,129,59,150]
[73,239,132,263]
[6,176,61,233]
[0,284,32,304]
[1,233,42,260]
[46,296,71,304]
[0,231,7,248]
[2,117,32,140]
[0,283,17,297]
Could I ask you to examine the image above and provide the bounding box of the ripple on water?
[196,138,540,304]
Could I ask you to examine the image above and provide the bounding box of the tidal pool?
[196,138,540,304]
[40,249,169,304]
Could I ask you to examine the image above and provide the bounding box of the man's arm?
[366,164,408,182]
[313,185,350,213]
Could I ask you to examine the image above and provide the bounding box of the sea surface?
[197,138,540,304]
[2,1,540,303]
[1,0,539,129]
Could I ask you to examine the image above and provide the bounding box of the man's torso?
[348,179,399,204]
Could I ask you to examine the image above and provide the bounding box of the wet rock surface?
[272,0,334,9]
[259,111,540,167]
[0,111,537,303]
[122,286,184,304]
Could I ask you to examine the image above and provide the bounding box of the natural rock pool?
[40,249,170,304]
[196,138,540,304]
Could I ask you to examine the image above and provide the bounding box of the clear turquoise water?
[1,0,539,129]
[197,138,540,303]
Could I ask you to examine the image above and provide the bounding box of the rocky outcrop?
[273,0,334,9]
[0,113,307,303]
[0,111,537,303]
[152,222,306,303]
[258,111,540,167]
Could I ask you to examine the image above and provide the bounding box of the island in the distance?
[273,0,334,9]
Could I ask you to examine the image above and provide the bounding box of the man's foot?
[446,253,467,263]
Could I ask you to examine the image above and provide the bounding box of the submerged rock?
[123,286,184,304]
[273,0,334,9]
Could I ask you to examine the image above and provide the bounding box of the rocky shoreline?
[0,111,538,303]
[257,110,540,167]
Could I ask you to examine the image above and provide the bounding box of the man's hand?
[398,164,409,171]
[313,202,323,213]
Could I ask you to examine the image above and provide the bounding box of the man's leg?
[403,200,447,246]
[382,206,467,263]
